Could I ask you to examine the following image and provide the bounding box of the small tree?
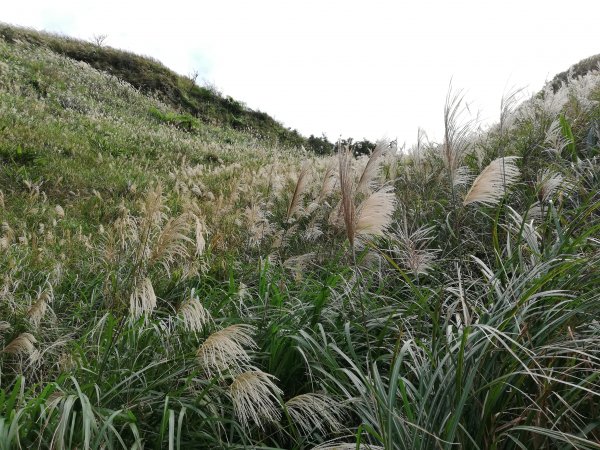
[91,34,108,47]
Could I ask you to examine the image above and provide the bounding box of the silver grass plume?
[27,287,52,328]
[197,324,256,376]
[499,87,524,137]
[2,332,37,356]
[140,184,166,227]
[355,185,396,240]
[453,165,473,188]
[536,169,571,203]
[129,277,157,319]
[283,252,315,281]
[356,141,385,193]
[442,86,472,189]
[317,162,338,203]
[54,204,65,218]
[544,119,569,156]
[286,393,345,435]
[286,164,310,221]
[463,156,520,206]
[0,321,11,334]
[150,213,193,275]
[229,370,283,429]
[194,216,206,256]
[177,289,212,332]
[393,221,439,276]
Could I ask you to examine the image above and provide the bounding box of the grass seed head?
[197,324,256,377]
[129,277,157,319]
[2,332,37,356]
[229,370,282,429]
[463,156,520,206]
[286,393,345,435]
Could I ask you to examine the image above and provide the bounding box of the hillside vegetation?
[1,25,599,449]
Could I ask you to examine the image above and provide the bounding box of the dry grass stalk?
[338,144,356,247]
[197,324,256,376]
[129,277,157,318]
[286,393,345,434]
[229,370,282,429]
[286,164,310,221]
[463,156,520,206]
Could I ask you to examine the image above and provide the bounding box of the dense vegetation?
[1,24,599,449]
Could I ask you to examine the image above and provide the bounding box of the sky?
[3,1,600,145]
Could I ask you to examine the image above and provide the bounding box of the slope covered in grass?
[0,23,310,148]
[1,25,600,449]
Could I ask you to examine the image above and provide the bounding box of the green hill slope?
[0,23,311,147]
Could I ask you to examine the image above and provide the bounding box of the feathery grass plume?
[453,165,473,188]
[27,287,52,328]
[286,393,345,435]
[149,213,193,274]
[286,163,310,221]
[499,87,524,137]
[463,156,520,206]
[178,289,212,332]
[544,118,569,156]
[0,190,4,208]
[442,84,472,190]
[392,222,439,276]
[338,143,356,247]
[283,252,315,281]
[317,161,338,203]
[54,204,65,218]
[2,222,15,244]
[129,277,157,318]
[229,370,283,429]
[536,169,571,203]
[194,216,206,256]
[0,321,11,334]
[355,185,396,240]
[2,332,37,356]
[140,184,166,233]
[356,141,385,194]
[197,324,256,376]
[506,206,541,260]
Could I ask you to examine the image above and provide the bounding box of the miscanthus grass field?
[1,25,599,449]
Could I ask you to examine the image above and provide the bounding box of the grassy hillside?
[0,23,312,148]
[1,25,600,449]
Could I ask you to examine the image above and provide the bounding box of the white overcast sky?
[3,1,600,144]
